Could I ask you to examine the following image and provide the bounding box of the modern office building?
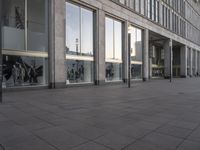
[1,0,200,90]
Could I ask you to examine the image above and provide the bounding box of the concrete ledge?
[54,82,67,89]
[143,78,149,81]
[180,75,187,78]
[164,76,171,79]
[3,85,49,93]
[95,80,106,85]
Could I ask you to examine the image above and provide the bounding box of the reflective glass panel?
[66,60,93,84]
[105,63,122,81]
[114,20,122,60]
[81,8,93,56]
[131,64,142,79]
[2,55,48,88]
[128,26,143,62]
[66,2,93,56]
[105,17,114,59]
[66,3,80,55]
[2,0,25,50]
[27,0,48,51]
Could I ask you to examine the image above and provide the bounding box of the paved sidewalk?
[1,78,200,150]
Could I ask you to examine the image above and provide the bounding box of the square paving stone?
[177,140,200,150]
[141,132,183,150]
[167,120,199,130]
[94,132,135,150]
[187,127,200,142]
[155,124,192,138]
[123,140,168,150]
[116,125,152,139]
[69,141,111,150]
[33,127,88,150]
[2,135,56,150]
[72,126,107,140]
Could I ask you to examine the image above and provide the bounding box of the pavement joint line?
[0,144,5,150]
[174,122,200,150]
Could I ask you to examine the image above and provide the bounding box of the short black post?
[128,33,131,88]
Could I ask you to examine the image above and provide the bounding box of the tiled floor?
[1,78,200,150]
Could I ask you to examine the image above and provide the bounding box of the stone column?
[180,45,187,78]
[94,9,105,85]
[164,39,172,78]
[189,48,193,77]
[122,21,129,83]
[49,0,66,88]
[143,29,149,81]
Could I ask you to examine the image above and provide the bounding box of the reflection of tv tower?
[76,38,78,55]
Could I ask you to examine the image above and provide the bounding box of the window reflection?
[105,17,122,81]
[2,55,48,88]
[66,60,93,84]
[2,0,25,50]
[27,0,48,51]
[106,63,122,81]
[128,26,143,79]
[66,3,93,56]
[66,2,94,84]
[131,64,142,79]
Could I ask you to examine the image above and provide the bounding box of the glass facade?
[128,26,143,79]
[2,0,48,88]
[105,17,122,81]
[66,2,94,84]
[152,47,164,77]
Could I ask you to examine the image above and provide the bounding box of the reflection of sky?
[128,26,142,61]
[105,17,122,60]
[66,2,93,55]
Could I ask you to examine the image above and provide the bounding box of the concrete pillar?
[164,39,172,78]
[95,9,105,85]
[180,45,187,77]
[49,0,66,88]
[189,48,193,77]
[143,29,149,81]
[194,50,198,76]
[122,21,129,83]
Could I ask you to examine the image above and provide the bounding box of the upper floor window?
[66,2,93,56]
[105,17,122,61]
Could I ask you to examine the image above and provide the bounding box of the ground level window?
[105,63,122,81]
[66,60,93,84]
[2,55,48,88]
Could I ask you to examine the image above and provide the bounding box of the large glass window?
[27,0,48,51]
[2,0,25,50]
[2,0,48,52]
[105,17,122,81]
[128,26,143,79]
[2,0,48,88]
[66,2,94,84]
[2,55,48,88]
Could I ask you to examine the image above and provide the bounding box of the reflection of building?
[1,0,200,90]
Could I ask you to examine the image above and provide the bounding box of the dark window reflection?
[106,63,122,81]
[152,68,164,77]
[2,55,47,88]
[131,64,142,79]
[66,60,93,84]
